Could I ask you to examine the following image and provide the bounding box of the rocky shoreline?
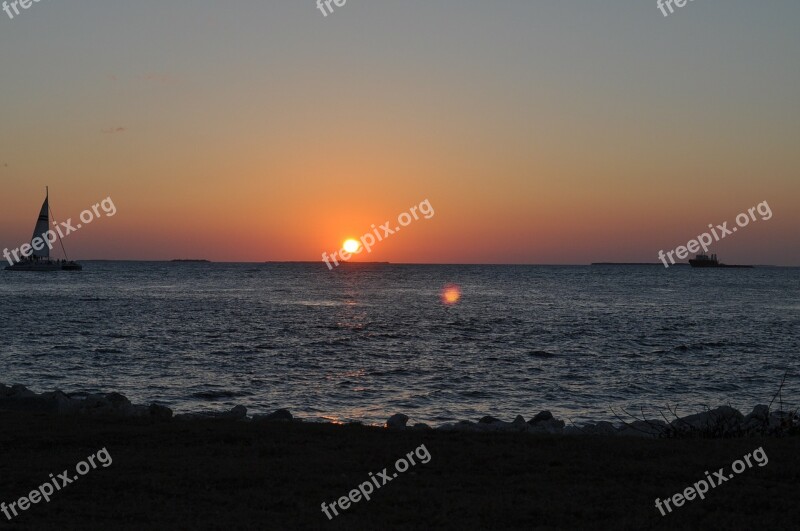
[2,383,797,438]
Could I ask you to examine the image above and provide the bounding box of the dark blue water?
[1,262,798,425]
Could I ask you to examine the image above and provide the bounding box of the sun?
[343,239,361,254]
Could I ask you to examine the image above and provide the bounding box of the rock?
[175,405,250,421]
[750,404,770,420]
[105,392,132,409]
[672,406,743,435]
[526,411,562,433]
[528,411,554,424]
[512,415,527,426]
[0,388,75,414]
[101,392,137,416]
[436,420,479,432]
[40,391,80,414]
[479,415,502,424]
[75,393,140,417]
[226,405,248,420]
[564,426,584,436]
[77,394,114,415]
[10,384,36,398]
[386,414,409,430]
[148,403,173,419]
[254,409,293,422]
[412,423,432,431]
[742,405,770,432]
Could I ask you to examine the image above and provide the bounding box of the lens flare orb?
[441,284,461,305]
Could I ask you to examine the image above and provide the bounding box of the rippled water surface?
[1,262,798,424]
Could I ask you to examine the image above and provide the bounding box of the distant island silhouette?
[591,263,690,266]
[264,261,391,265]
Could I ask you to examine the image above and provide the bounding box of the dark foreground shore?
[1,411,798,530]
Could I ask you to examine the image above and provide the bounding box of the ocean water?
[0,262,798,425]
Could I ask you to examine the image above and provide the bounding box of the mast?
[46,187,70,262]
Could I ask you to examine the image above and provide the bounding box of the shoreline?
[3,383,797,439]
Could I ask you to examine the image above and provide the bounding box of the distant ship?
[4,188,83,272]
[688,253,753,269]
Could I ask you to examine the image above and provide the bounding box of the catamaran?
[4,188,83,272]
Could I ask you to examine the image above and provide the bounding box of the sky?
[1,1,798,265]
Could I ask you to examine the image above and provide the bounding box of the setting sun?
[343,239,361,254]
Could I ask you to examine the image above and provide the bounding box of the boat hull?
[4,262,83,272]
[689,259,718,268]
[689,260,753,269]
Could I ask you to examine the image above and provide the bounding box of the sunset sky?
[1,1,798,265]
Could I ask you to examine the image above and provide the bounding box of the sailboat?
[4,188,83,272]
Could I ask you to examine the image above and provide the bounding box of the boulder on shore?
[386,414,409,430]
[512,415,527,427]
[671,406,743,435]
[253,409,293,423]
[147,403,174,419]
[528,411,554,424]
[742,405,770,432]
[0,385,142,417]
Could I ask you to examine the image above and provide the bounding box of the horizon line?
[69,260,797,268]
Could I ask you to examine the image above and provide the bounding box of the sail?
[30,195,50,259]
